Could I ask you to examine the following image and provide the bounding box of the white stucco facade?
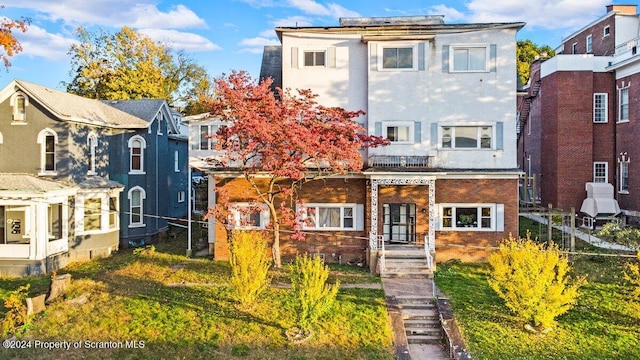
[278,23,521,171]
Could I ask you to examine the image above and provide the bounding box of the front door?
[383,203,416,244]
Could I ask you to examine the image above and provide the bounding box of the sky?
[0,0,617,91]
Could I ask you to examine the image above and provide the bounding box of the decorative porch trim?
[369,177,435,249]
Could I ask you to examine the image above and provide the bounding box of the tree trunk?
[272,222,282,268]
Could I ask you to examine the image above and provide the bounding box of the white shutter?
[356,204,364,231]
[496,204,504,231]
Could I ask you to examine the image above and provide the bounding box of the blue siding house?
[104,100,188,248]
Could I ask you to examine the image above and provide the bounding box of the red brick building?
[518,4,640,224]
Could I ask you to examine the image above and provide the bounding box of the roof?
[259,46,283,93]
[0,80,149,129]
[275,20,526,41]
[77,176,124,190]
[0,174,74,194]
[103,99,166,122]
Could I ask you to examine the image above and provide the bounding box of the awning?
[580,182,620,218]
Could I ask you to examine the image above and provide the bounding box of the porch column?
[369,179,379,250]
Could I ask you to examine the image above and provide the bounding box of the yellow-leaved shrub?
[624,252,640,299]
[488,234,586,330]
[289,254,339,332]
[229,231,271,310]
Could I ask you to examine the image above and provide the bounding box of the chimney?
[606,4,637,15]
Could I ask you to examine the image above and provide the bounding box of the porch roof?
[0,174,74,194]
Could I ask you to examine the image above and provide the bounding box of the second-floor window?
[128,136,146,174]
[451,45,488,72]
[382,46,414,69]
[593,162,608,183]
[11,92,28,123]
[386,125,411,142]
[572,42,578,54]
[619,87,629,122]
[38,128,58,174]
[586,35,593,53]
[88,133,97,174]
[442,126,492,149]
[304,50,326,67]
[593,93,608,123]
[174,150,179,172]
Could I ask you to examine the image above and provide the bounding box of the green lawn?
[434,217,640,360]
[0,237,393,360]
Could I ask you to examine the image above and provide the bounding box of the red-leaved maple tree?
[206,71,388,267]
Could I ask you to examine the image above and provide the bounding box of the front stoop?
[382,246,433,279]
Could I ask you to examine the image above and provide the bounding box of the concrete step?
[403,319,441,328]
[406,326,443,337]
[403,312,440,321]
[397,303,437,311]
[384,251,427,259]
[381,271,433,279]
[406,334,444,345]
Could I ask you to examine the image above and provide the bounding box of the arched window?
[128,186,146,227]
[10,92,28,123]
[128,135,146,174]
[87,133,98,174]
[37,128,58,174]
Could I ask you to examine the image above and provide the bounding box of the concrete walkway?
[381,277,450,360]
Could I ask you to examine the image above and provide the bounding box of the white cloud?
[272,16,314,27]
[13,24,76,61]
[465,0,610,30]
[428,5,466,22]
[138,29,221,52]
[326,3,359,18]
[286,0,330,16]
[7,0,207,30]
[238,36,280,54]
[130,4,207,29]
[237,0,275,8]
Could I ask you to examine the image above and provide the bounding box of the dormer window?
[10,92,28,123]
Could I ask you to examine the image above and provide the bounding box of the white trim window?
[441,126,492,149]
[10,92,28,123]
[379,44,417,70]
[593,162,608,183]
[0,205,31,244]
[303,50,326,67]
[593,93,608,123]
[229,203,270,229]
[572,42,578,54]
[76,190,120,234]
[177,191,185,203]
[440,204,503,231]
[619,86,629,122]
[156,112,163,135]
[174,150,179,172]
[299,203,364,231]
[128,135,146,174]
[620,161,629,193]
[604,26,610,37]
[586,35,593,53]
[128,186,146,228]
[88,133,98,175]
[384,121,413,143]
[450,45,488,72]
[192,123,224,150]
[37,128,58,175]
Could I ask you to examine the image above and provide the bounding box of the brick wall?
[616,74,640,213]
[562,14,616,55]
[435,178,519,262]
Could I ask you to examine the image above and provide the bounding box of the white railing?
[424,234,434,271]
[378,235,386,274]
[368,155,433,168]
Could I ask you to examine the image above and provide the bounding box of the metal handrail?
[378,235,386,274]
